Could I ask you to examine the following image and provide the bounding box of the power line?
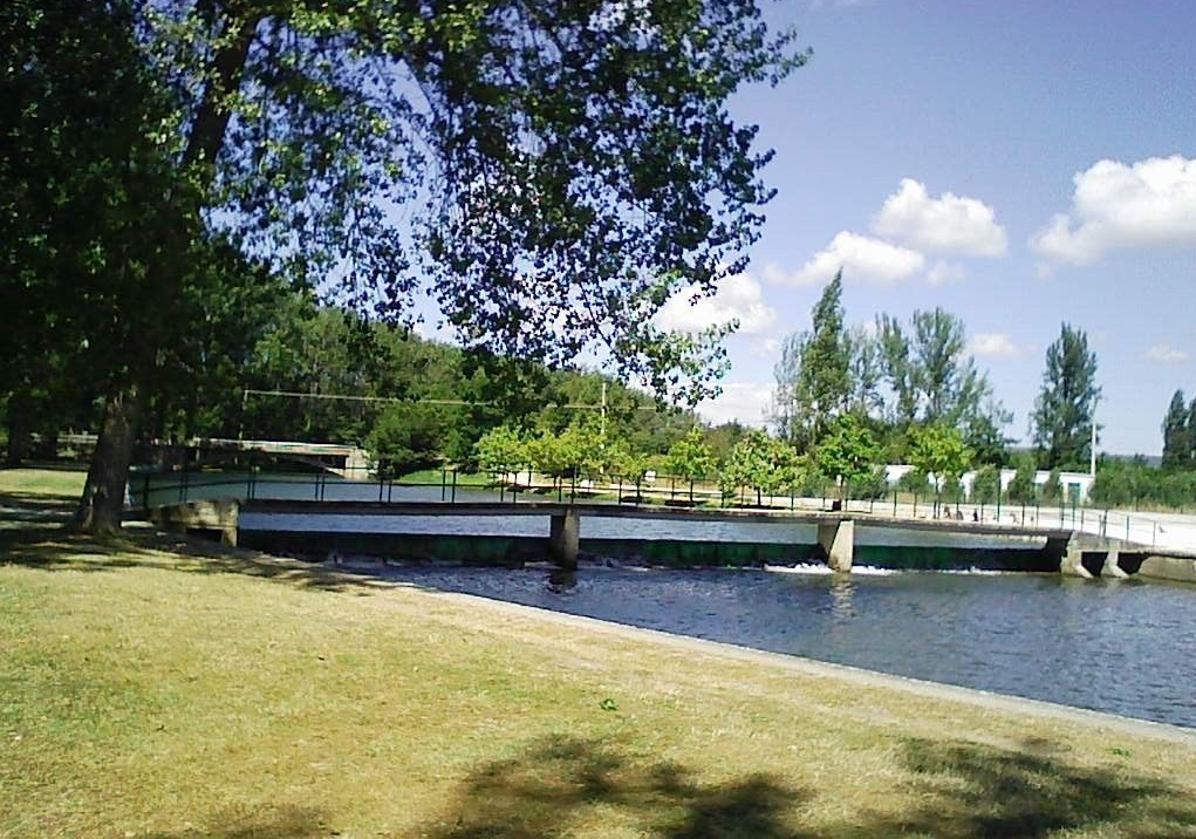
[241,387,662,411]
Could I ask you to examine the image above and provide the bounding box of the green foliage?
[849,466,889,501]
[1041,469,1062,503]
[907,424,973,490]
[772,272,849,445]
[940,476,965,504]
[897,468,931,496]
[909,308,989,426]
[474,425,530,476]
[719,430,802,505]
[666,427,715,482]
[145,0,805,405]
[1090,458,1196,509]
[775,300,1010,468]
[1161,390,1190,469]
[1033,324,1100,470]
[1006,452,1039,504]
[815,413,880,496]
[876,314,917,424]
[367,405,452,477]
[970,465,1000,505]
[528,417,608,479]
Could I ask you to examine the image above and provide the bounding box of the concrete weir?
[1047,534,1127,579]
[149,499,1187,578]
[548,508,580,570]
[817,519,854,572]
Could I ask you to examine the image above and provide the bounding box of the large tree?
[772,270,849,446]
[909,307,987,426]
[8,0,803,530]
[875,313,917,424]
[1032,323,1100,471]
[1161,389,1190,470]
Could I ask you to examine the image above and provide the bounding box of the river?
[373,563,1196,729]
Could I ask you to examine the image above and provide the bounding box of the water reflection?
[828,576,856,620]
[546,568,578,593]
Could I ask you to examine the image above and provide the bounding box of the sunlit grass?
[0,465,86,499]
[1,519,1195,836]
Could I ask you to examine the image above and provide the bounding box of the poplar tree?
[1031,323,1100,471]
[1161,389,1190,469]
[909,307,987,426]
[772,271,849,447]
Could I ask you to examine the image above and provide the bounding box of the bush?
[849,466,889,500]
[367,404,450,477]
[897,468,930,496]
[1041,469,1062,503]
[1006,452,1037,504]
[971,464,1000,505]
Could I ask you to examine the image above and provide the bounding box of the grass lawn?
[394,468,495,487]
[2,481,1196,836]
[0,464,87,500]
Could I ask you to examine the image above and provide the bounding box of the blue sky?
[676,0,1196,454]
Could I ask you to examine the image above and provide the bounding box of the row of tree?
[474,409,986,509]
[769,271,1101,474]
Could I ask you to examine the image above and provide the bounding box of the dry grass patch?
[2,521,1196,837]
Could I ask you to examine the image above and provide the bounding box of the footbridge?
[150,497,1150,579]
[52,433,372,479]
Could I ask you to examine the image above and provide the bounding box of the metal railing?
[129,465,1175,548]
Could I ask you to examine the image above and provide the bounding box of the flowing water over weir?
[363,564,1196,728]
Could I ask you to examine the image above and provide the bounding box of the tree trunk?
[73,383,142,533]
[5,390,32,467]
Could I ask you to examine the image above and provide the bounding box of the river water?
[375,564,1196,729]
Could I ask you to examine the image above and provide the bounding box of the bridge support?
[1046,534,1128,579]
[1059,542,1094,578]
[549,509,580,570]
[1101,548,1127,578]
[151,499,239,546]
[818,519,854,573]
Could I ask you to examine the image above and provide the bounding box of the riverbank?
[3,494,1196,836]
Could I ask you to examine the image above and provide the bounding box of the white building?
[884,464,1095,502]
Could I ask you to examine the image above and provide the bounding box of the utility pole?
[1090,399,1098,477]
[600,382,607,439]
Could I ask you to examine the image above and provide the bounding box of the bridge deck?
[243,499,1078,541]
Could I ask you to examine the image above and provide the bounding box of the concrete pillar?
[548,509,580,570]
[1059,542,1094,579]
[817,519,854,573]
[1101,549,1127,578]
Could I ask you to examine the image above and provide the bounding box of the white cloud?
[1032,155,1196,265]
[970,332,1026,359]
[654,272,777,336]
[927,261,966,286]
[874,178,1007,257]
[777,231,925,286]
[697,382,772,427]
[1146,343,1190,364]
[751,337,781,358]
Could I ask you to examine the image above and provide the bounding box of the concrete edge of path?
[416,586,1196,747]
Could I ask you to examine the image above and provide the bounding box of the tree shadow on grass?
[863,736,1196,838]
[0,512,395,596]
[428,734,1196,838]
[143,803,331,838]
[427,734,809,838]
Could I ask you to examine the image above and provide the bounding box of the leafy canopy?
[144,0,806,403]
